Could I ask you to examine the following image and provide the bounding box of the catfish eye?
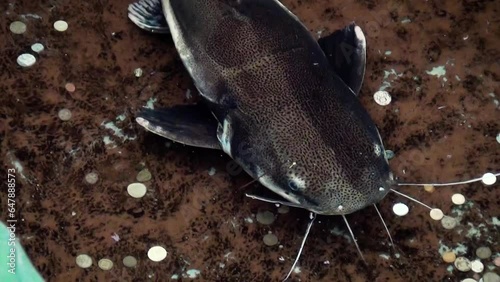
[288,181,299,191]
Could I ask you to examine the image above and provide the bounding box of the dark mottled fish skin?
[138,0,395,215]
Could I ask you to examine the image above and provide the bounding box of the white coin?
[374,90,392,106]
[17,53,36,67]
[454,256,471,272]
[98,258,113,270]
[451,193,466,205]
[461,279,477,282]
[470,259,484,273]
[481,173,496,185]
[31,43,44,53]
[392,203,409,216]
[58,108,72,121]
[148,246,167,262]
[127,183,147,198]
[429,208,444,220]
[54,20,68,32]
[10,21,27,34]
[76,254,93,268]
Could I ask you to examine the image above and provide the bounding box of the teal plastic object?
[0,221,44,282]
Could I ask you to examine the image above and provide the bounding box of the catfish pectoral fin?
[136,104,221,149]
[318,22,367,96]
[128,0,170,33]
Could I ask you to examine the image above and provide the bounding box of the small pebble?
[451,193,466,205]
[123,256,138,268]
[429,208,444,221]
[256,211,275,225]
[208,167,216,176]
[98,258,114,270]
[54,20,68,32]
[470,260,484,273]
[134,68,143,77]
[373,90,392,106]
[482,272,500,282]
[481,173,496,185]
[136,168,152,182]
[17,53,36,67]
[475,246,492,259]
[148,246,167,262]
[277,205,289,214]
[441,216,457,229]
[31,43,44,53]
[10,21,27,34]
[127,183,147,198]
[424,184,435,193]
[76,254,93,268]
[392,203,409,216]
[454,257,471,272]
[84,172,99,184]
[65,82,76,93]
[263,233,278,246]
[384,150,395,160]
[58,108,72,121]
[442,251,456,263]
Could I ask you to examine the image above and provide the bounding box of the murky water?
[1,0,499,281]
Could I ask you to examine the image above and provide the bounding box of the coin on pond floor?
[454,257,471,272]
[277,205,289,214]
[65,83,76,93]
[475,246,492,259]
[58,108,72,121]
[373,90,392,106]
[98,258,113,270]
[148,246,167,262]
[127,183,147,198]
[123,256,137,268]
[430,208,444,221]
[136,168,152,182]
[442,251,456,263]
[263,233,278,246]
[441,216,457,229]
[256,211,275,225]
[424,185,435,193]
[482,272,500,282]
[31,43,44,53]
[17,53,36,67]
[85,172,99,184]
[76,254,93,268]
[10,21,27,34]
[470,260,484,273]
[461,279,477,282]
[54,20,68,32]
[451,193,466,205]
[392,203,409,216]
[481,173,496,185]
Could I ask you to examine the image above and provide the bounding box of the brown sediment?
[0,0,499,281]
